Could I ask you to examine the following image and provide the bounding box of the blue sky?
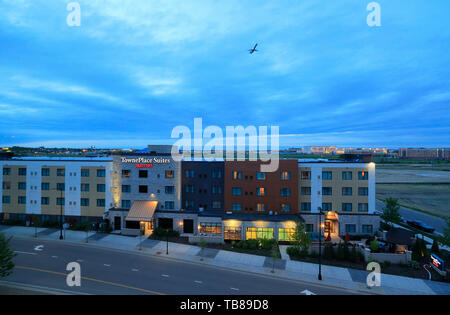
[1,0,449,149]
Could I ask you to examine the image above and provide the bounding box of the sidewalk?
[2,225,449,295]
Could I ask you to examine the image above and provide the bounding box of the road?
[376,200,447,234]
[4,238,357,295]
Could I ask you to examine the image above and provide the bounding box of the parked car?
[406,220,435,233]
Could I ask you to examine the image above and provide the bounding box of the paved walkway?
[1,225,449,295]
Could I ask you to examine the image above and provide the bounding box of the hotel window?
[280,171,291,180]
[185,185,195,193]
[42,168,50,176]
[97,199,106,207]
[232,187,242,196]
[358,171,368,180]
[57,183,65,191]
[165,186,175,194]
[139,185,148,193]
[301,187,311,195]
[185,200,194,209]
[185,170,194,178]
[199,223,222,235]
[122,170,130,178]
[81,183,89,192]
[81,169,90,177]
[301,202,311,211]
[41,197,50,205]
[56,198,65,206]
[232,171,242,180]
[3,168,11,175]
[97,169,106,177]
[81,198,90,207]
[280,188,291,197]
[121,185,131,193]
[232,203,242,211]
[41,182,49,191]
[212,185,222,194]
[17,196,25,204]
[256,203,266,212]
[280,203,290,213]
[322,203,332,211]
[256,187,266,196]
[224,227,241,240]
[212,201,221,209]
[306,224,314,233]
[278,228,295,241]
[342,187,352,196]
[342,171,352,180]
[2,181,11,190]
[246,227,273,240]
[2,196,10,204]
[57,168,64,176]
[358,187,369,196]
[256,172,266,180]
[362,225,373,234]
[345,224,356,233]
[97,184,106,192]
[18,168,27,176]
[165,170,174,179]
[165,201,175,210]
[212,169,223,179]
[301,171,311,180]
[322,171,332,180]
[121,200,131,209]
[322,187,332,195]
[342,203,353,212]
[358,203,369,212]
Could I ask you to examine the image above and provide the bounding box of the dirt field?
[376,164,450,183]
[376,183,450,218]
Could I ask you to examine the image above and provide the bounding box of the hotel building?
[0,146,379,241]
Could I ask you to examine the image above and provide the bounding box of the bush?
[409,260,420,270]
[231,241,236,247]
[71,221,91,231]
[350,245,358,263]
[286,246,301,258]
[41,220,60,228]
[1,219,25,226]
[247,239,259,250]
[336,242,345,260]
[323,243,335,260]
[370,239,379,252]
[260,238,276,251]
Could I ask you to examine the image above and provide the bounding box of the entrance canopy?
[125,201,158,222]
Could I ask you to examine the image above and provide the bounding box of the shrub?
[235,241,243,248]
[2,219,25,226]
[323,243,335,260]
[261,238,276,251]
[350,245,358,263]
[247,239,259,250]
[231,241,236,247]
[409,260,420,270]
[370,239,379,252]
[41,220,60,228]
[336,242,345,260]
[286,246,301,258]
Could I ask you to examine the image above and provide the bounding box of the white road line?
[161,274,170,278]
[230,287,239,291]
[194,280,203,284]
[131,269,139,272]
[103,264,111,267]
[77,259,83,262]
[34,245,44,251]
[14,251,37,255]
[52,256,58,259]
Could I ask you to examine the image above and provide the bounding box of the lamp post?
[318,207,324,281]
[166,228,169,255]
[58,185,64,240]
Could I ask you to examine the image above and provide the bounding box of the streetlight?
[318,207,324,281]
[166,228,169,255]
[55,185,64,240]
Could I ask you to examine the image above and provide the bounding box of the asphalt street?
[375,200,447,234]
[5,237,359,295]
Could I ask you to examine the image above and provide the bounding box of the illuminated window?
[121,170,130,178]
[281,171,291,180]
[2,181,11,190]
[232,171,242,180]
[224,227,241,240]
[256,203,266,212]
[199,222,222,235]
[342,171,352,180]
[165,170,174,178]
[280,203,290,212]
[301,171,311,180]
[278,228,295,241]
[358,171,368,180]
[256,187,266,196]
[246,227,273,240]
[358,203,369,212]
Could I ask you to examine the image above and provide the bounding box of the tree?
[431,239,440,254]
[370,239,379,252]
[0,233,16,278]
[381,198,401,227]
[198,238,207,261]
[291,221,311,256]
[270,243,279,273]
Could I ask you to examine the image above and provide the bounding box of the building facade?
[0,157,113,224]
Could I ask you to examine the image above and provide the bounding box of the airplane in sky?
[249,43,258,54]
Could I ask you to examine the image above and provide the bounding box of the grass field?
[376,183,450,219]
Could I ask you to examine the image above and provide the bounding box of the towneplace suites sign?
[120,157,172,168]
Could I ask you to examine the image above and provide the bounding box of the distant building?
[399,148,450,160]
